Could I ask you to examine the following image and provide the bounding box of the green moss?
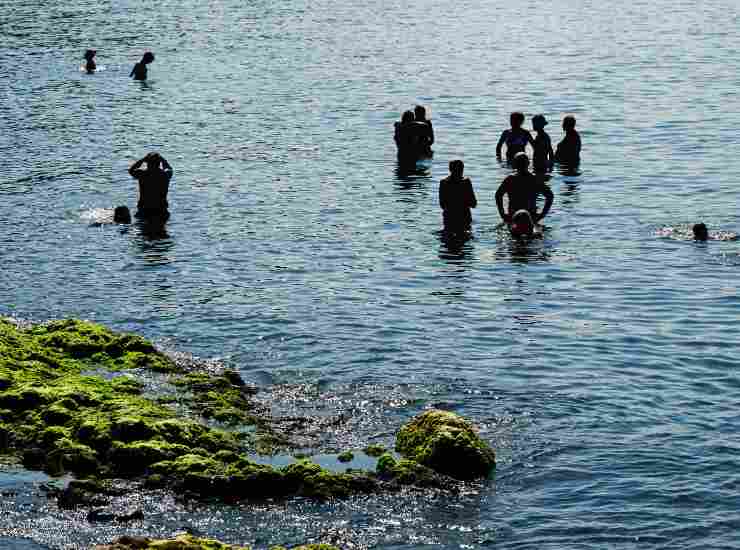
[363,444,386,457]
[337,450,354,462]
[96,533,251,549]
[395,409,495,480]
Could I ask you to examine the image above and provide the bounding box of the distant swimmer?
[130,51,155,80]
[128,152,172,220]
[439,159,477,233]
[495,152,553,234]
[693,223,709,241]
[531,114,554,173]
[414,105,434,156]
[496,112,535,163]
[114,206,132,224]
[555,115,582,166]
[84,50,96,73]
[394,109,434,159]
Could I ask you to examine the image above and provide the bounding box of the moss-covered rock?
[362,444,386,457]
[93,533,251,549]
[337,450,354,462]
[395,409,495,480]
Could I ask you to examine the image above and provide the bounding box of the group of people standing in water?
[83,49,170,225]
[396,108,581,237]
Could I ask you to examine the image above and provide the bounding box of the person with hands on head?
[495,152,553,235]
[128,152,173,220]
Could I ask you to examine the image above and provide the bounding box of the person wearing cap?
[495,152,554,235]
[496,112,535,163]
[531,114,554,173]
[128,152,173,220]
[439,159,477,234]
[130,51,155,80]
[83,50,96,73]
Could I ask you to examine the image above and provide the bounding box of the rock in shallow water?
[92,534,340,549]
[395,409,495,480]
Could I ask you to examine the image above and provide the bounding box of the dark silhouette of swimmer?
[555,115,581,166]
[439,160,477,233]
[130,52,155,80]
[495,152,554,229]
[693,223,709,241]
[114,206,131,224]
[84,50,96,74]
[414,105,434,155]
[496,112,535,163]
[394,109,434,158]
[128,152,172,219]
[531,114,554,173]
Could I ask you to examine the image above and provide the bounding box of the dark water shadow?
[494,226,551,264]
[554,164,582,207]
[437,229,475,264]
[131,218,174,265]
[394,156,433,189]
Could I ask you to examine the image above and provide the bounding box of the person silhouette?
[130,52,155,80]
[83,50,96,73]
[128,152,173,220]
[439,160,477,234]
[495,152,554,232]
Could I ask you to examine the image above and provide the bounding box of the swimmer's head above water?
[693,222,709,241]
[510,209,535,237]
[414,105,427,121]
[563,115,577,131]
[114,206,131,224]
[142,51,155,64]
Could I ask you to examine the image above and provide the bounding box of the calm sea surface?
[1,0,740,548]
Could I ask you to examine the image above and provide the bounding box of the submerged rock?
[395,409,495,480]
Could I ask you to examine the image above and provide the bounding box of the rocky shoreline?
[0,319,495,549]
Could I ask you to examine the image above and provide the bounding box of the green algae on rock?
[395,409,495,480]
[93,534,341,549]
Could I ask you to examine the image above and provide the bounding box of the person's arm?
[466,179,477,209]
[495,180,510,222]
[427,121,434,145]
[160,155,173,177]
[547,135,555,168]
[496,131,508,159]
[129,64,136,77]
[575,133,582,155]
[128,156,146,177]
[536,185,554,222]
[527,130,536,149]
[439,180,447,209]
[394,122,400,145]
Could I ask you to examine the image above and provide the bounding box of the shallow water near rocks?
[2,0,740,548]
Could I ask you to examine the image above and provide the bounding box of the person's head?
[510,112,525,129]
[532,114,548,131]
[146,152,161,169]
[414,105,427,121]
[113,206,131,224]
[513,151,529,173]
[511,209,534,236]
[142,51,155,64]
[401,110,415,124]
[84,49,96,60]
[449,159,464,177]
[693,223,708,241]
[563,115,577,131]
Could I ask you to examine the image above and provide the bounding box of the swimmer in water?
[84,50,96,73]
[114,206,132,224]
[130,51,155,80]
[555,115,582,166]
[128,152,173,220]
[495,152,554,233]
[439,159,477,234]
[693,223,709,241]
[531,114,554,173]
[496,112,535,163]
[394,109,434,159]
[414,105,434,156]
